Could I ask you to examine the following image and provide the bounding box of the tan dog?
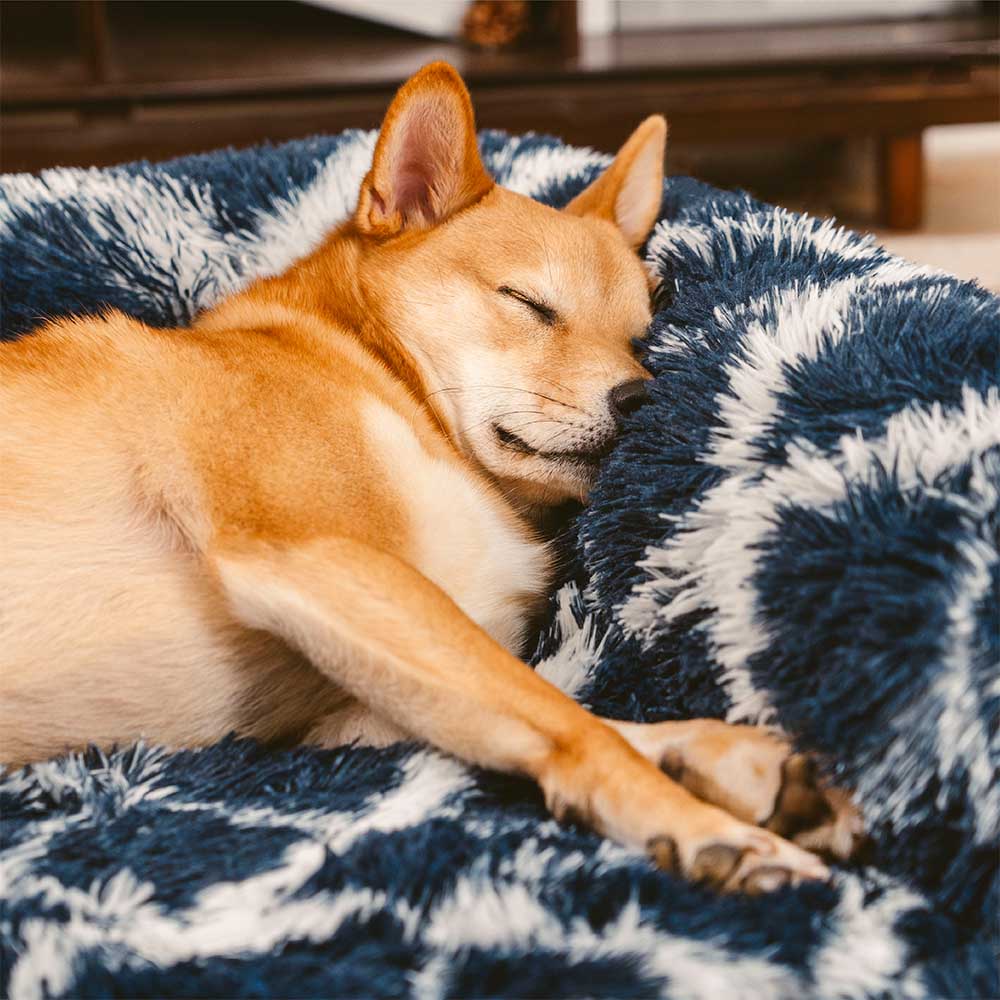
[0,63,861,892]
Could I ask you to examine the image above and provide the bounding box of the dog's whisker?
[421,385,466,401]
[533,373,576,396]
[456,409,546,437]
[503,417,573,436]
[535,424,581,449]
[421,383,583,413]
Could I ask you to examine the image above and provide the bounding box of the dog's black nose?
[609,379,650,421]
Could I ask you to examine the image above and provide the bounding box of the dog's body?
[1,284,549,756]
[0,64,861,891]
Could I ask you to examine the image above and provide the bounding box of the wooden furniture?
[3,1,998,228]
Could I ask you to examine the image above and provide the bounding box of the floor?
[871,123,1000,292]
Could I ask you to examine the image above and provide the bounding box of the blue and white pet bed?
[1,130,997,999]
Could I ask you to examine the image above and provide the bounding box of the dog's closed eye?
[497,285,557,326]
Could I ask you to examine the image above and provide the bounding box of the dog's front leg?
[212,536,829,892]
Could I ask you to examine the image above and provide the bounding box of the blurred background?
[3,0,998,286]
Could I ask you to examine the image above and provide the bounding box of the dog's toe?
[647,819,829,894]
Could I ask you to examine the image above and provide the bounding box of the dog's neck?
[263,226,432,408]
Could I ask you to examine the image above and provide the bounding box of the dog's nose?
[609,379,650,422]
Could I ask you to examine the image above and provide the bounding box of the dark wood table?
[3,1,998,229]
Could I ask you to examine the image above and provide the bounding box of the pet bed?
[1,129,997,999]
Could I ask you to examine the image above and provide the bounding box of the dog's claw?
[766,753,864,861]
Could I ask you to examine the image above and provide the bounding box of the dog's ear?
[564,116,667,248]
[355,62,494,237]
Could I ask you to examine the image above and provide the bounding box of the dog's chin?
[476,425,605,508]
[491,458,595,508]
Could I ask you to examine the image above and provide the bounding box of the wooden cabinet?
[3,1,998,228]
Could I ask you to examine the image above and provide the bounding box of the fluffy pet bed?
[1,130,997,999]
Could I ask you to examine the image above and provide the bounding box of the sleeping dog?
[0,62,862,892]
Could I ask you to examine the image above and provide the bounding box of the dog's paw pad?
[647,835,679,873]
[691,843,745,886]
[765,753,864,861]
[766,753,830,832]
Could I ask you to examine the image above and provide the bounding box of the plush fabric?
[1,130,997,1000]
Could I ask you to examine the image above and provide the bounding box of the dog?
[0,62,862,892]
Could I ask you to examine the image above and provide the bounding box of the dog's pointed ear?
[355,62,494,237]
[564,116,667,248]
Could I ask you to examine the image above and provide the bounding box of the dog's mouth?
[493,424,614,467]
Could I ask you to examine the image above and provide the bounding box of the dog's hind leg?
[210,534,831,893]
[303,702,409,749]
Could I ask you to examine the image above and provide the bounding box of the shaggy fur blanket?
[1,130,997,999]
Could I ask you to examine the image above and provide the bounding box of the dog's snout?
[609,379,649,422]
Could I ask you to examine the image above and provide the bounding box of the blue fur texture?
[1,130,997,999]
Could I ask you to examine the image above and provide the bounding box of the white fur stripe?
[412,862,932,1000]
[420,884,801,1000]
[623,386,1000,837]
[245,131,376,280]
[935,527,998,842]
[852,443,1000,842]
[622,233,994,730]
[493,139,609,198]
[621,280,872,722]
[811,874,928,999]
[647,207,949,276]
[0,170,245,318]
[160,750,472,852]
[534,583,606,700]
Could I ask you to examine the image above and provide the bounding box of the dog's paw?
[544,724,840,894]
[620,719,866,861]
[646,818,830,893]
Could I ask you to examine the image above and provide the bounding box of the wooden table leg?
[879,132,925,231]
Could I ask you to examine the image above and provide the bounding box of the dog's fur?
[0,63,861,891]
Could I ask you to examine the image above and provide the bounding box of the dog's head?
[355,62,665,507]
